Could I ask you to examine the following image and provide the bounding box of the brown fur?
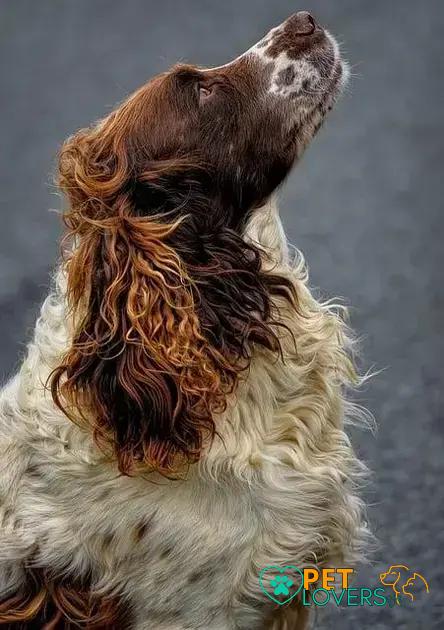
[49,71,295,476]
[0,568,128,629]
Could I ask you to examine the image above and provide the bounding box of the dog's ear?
[50,124,236,476]
[51,103,295,476]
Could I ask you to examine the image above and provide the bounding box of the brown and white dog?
[0,12,369,629]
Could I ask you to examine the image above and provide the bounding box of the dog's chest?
[19,452,264,624]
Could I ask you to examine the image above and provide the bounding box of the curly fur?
[51,151,294,475]
[0,12,369,630]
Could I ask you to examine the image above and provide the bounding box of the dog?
[0,11,368,629]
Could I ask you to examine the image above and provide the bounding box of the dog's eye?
[198,85,214,103]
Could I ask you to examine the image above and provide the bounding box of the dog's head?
[379,565,410,588]
[51,13,347,475]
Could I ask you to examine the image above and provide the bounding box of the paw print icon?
[270,574,293,596]
[259,565,304,605]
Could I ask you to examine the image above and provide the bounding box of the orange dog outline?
[379,565,429,605]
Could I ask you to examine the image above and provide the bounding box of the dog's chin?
[285,59,346,149]
[339,58,350,90]
[287,46,348,135]
[326,31,349,98]
[323,60,347,111]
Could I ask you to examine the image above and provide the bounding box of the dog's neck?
[243,196,289,266]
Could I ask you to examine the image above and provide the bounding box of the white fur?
[202,18,337,102]
[0,198,369,629]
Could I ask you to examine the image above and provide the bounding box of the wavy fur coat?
[0,199,367,629]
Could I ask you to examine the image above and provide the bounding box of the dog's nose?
[289,11,317,36]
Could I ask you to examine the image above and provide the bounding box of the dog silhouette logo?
[379,565,429,605]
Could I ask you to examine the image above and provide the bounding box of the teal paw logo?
[259,565,304,605]
[271,574,293,596]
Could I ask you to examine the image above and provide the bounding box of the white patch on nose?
[247,30,321,98]
[270,54,320,97]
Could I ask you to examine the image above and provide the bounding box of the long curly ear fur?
[50,110,295,476]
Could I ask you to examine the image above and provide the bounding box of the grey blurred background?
[0,1,443,627]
